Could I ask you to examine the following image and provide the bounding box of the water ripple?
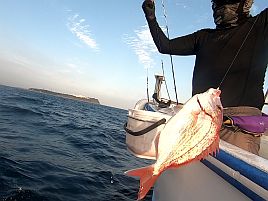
[0,85,152,201]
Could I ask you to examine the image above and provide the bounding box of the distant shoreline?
[29,88,100,105]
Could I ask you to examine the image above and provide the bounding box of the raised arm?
[142,0,198,56]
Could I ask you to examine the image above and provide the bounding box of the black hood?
[212,0,253,29]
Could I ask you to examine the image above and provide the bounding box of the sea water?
[0,85,152,201]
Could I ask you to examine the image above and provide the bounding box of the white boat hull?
[153,162,251,201]
[152,140,268,201]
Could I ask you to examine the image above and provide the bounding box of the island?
[29,88,100,105]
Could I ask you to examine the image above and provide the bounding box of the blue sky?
[0,0,267,109]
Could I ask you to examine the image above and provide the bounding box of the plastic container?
[125,109,171,160]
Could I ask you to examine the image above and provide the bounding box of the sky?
[0,0,267,109]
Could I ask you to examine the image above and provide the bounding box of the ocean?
[0,85,153,201]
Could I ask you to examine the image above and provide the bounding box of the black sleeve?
[147,18,198,56]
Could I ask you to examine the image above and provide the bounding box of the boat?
[124,75,268,201]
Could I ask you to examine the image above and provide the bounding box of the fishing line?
[218,15,259,89]
[153,0,179,104]
[161,0,179,105]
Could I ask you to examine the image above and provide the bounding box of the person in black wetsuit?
[142,0,268,155]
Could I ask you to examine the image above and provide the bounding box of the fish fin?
[125,165,158,200]
[197,133,220,160]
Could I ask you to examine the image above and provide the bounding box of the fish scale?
[159,115,219,173]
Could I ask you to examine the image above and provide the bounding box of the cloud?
[124,25,158,69]
[67,14,99,51]
[175,2,188,9]
[11,54,34,67]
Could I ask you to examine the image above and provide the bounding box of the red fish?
[125,88,223,200]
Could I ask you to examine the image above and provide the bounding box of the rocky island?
[29,88,100,105]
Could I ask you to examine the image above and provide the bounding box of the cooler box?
[124,109,171,160]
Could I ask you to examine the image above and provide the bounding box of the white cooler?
[124,109,171,160]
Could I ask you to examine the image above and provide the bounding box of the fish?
[125,88,223,200]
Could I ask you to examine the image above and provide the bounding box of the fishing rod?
[152,0,179,105]
[146,68,150,103]
[265,89,268,105]
[161,60,171,100]
[161,0,179,105]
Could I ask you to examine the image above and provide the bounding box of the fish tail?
[125,165,158,200]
